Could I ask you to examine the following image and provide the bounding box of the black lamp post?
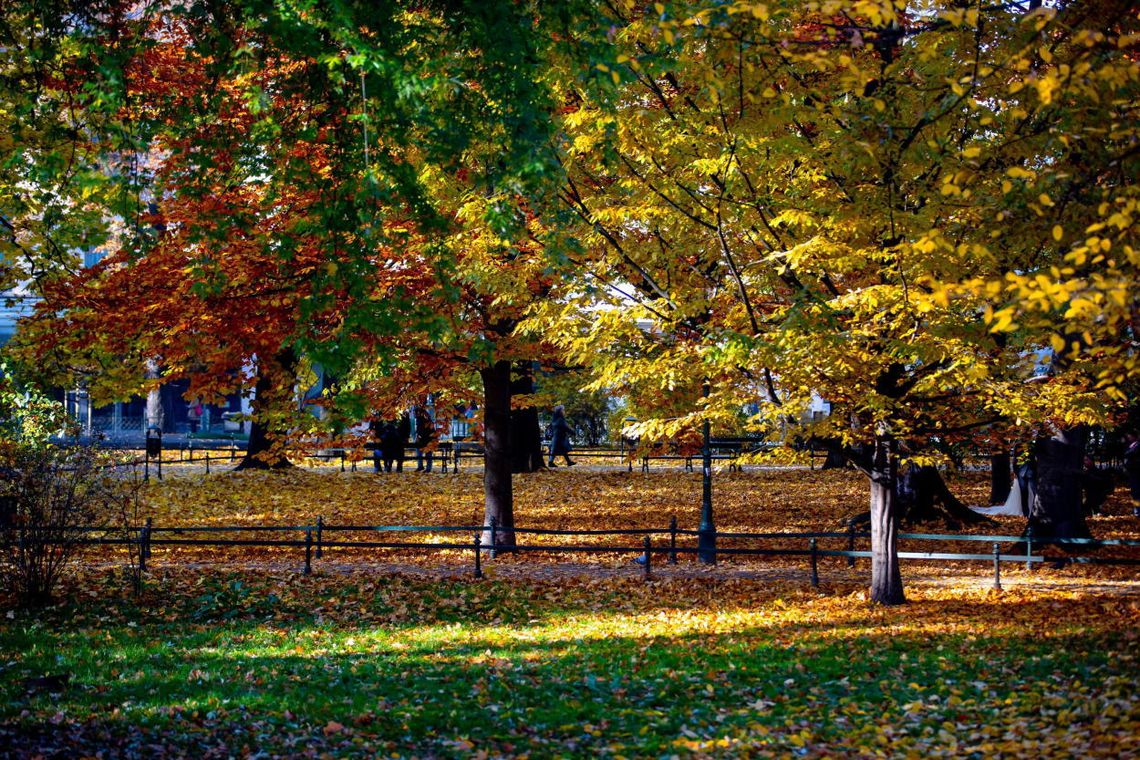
[697,382,716,564]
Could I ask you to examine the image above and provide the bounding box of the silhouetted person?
[1081,456,1112,517]
[1125,432,1140,517]
[547,404,574,467]
[379,413,411,473]
[413,404,436,472]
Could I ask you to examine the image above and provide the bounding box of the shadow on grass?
[2,571,1137,757]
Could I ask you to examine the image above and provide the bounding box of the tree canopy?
[2,0,1136,603]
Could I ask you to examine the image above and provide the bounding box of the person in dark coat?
[376,419,394,471]
[1081,456,1113,517]
[547,404,574,467]
[371,414,410,473]
[1125,432,1140,517]
[413,404,436,472]
[383,413,411,473]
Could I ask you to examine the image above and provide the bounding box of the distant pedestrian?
[380,413,411,473]
[369,418,386,473]
[1124,432,1140,517]
[1081,456,1112,517]
[187,399,203,434]
[413,404,436,472]
[547,405,574,467]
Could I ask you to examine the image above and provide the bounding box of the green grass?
[2,570,1137,757]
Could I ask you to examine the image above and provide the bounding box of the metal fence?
[106,440,821,479]
[17,519,1139,592]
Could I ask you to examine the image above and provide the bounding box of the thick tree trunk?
[897,466,993,528]
[869,435,905,605]
[821,447,846,470]
[480,360,515,550]
[989,452,1012,504]
[236,348,296,471]
[509,362,545,474]
[1028,428,1090,541]
[145,359,164,431]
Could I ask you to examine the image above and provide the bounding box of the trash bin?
[145,429,162,458]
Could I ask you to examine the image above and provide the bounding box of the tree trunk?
[1028,427,1091,541]
[821,447,846,470]
[236,348,296,471]
[509,362,545,473]
[869,435,905,605]
[480,360,515,550]
[989,452,1012,504]
[145,359,164,431]
[897,465,993,528]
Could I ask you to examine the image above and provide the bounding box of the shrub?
[0,372,142,605]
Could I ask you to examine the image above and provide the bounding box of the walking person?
[547,404,575,467]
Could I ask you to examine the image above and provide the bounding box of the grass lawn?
[3,467,1138,757]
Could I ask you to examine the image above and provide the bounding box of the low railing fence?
[95,439,821,479]
[8,520,1139,592]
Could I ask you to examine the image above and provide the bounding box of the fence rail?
[8,519,1139,591]
[89,439,837,478]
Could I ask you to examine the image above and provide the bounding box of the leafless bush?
[0,445,143,606]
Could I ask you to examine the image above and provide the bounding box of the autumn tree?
[6,0,589,507]
[540,0,1139,604]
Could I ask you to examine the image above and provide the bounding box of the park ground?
[2,465,1139,757]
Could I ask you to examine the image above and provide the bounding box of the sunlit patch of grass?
[2,571,1138,756]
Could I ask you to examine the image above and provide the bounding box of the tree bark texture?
[236,348,297,470]
[869,435,905,605]
[481,360,516,550]
[896,465,992,528]
[989,452,1012,504]
[144,359,163,431]
[1028,428,1091,541]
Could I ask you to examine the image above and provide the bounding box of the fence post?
[641,456,648,473]
[473,532,483,579]
[669,516,678,564]
[144,455,149,483]
[340,453,345,472]
[316,516,324,559]
[144,517,152,565]
[138,520,150,573]
[810,538,819,589]
[1025,526,1033,572]
[846,519,856,568]
[304,530,313,575]
[230,446,236,462]
[157,450,162,481]
[643,536,652,580]
[489,516,498,559]
[992,542,1001,590]
[206,451,211,473]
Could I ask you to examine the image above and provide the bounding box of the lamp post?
[697,382,716,564]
